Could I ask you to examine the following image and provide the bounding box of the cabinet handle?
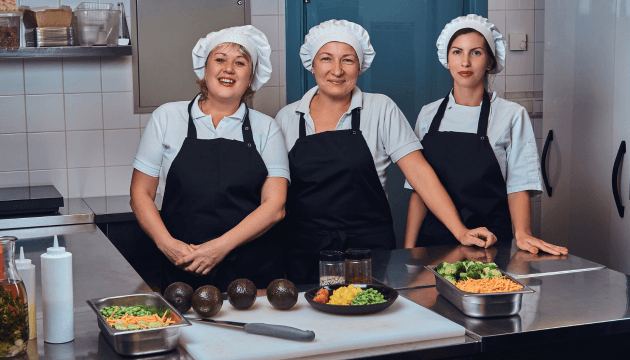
[541,130,553,197]
[612,141,626,218]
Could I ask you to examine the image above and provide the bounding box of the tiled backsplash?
[0,0,286,198]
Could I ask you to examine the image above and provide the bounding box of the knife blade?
[191,318,316,341]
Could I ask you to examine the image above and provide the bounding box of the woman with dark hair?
[404,15,567,255]
[130,26,289,291]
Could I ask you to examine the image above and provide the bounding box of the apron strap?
[477,90,491,137]
[351,108,360,132]
[186,94,200,140]
[428,89,492,138]
[298,112,307,138]
[241,105,255,149]
[428,91,451,134]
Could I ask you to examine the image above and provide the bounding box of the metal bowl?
[425,265,535,318]
[86,293,192,356]
[304,284,398,315]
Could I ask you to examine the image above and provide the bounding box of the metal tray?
[86,293,192,356]
[425,265,535,318]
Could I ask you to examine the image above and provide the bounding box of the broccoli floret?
[462,260,475,269]
[482,266,491,275]
[486,262,498,269]
[459,272,468,280]
[442,263,458,275]
[467,269,482,279]
[436,262,448,275]
[488,269,503,278]
[444,275,457,283]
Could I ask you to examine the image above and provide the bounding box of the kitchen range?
[1,190,630,360]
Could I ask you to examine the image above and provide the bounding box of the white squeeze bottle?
[41,235,74,343]
[15,247,37,340]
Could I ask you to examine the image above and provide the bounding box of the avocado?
[227,279,257,310]
[192,285,223,318]
[267,279,298,310]
[164,282,194,314]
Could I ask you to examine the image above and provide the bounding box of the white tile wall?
[488,0,506,10]
[68,167,105,198]
[0,134,28,172]
[506,75,534,92]
[252,16,280,51]
[65,93,103,130]
[251,0,277,15]
[103,92,139,129]
[534,74,543,91]
[24,59,63,95]
[534,42,544,75]
[105,166,133,196]
[25,94,65,132]
[104,129,140,166]
[253,87,281,118]
[0,59,25,95]
[506,0,535,10]
[63,58,102,93]
[505,46,534,76]
[535,10,544,42]
[66,130,104,168]
[0,96,26,133]
[28,132,67,170]
[101,57,133,92]
[0,172,29,188]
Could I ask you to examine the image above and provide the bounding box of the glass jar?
[319,250,345,286]
[345,248,372,284]
[0,236,28,358]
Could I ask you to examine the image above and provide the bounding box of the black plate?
[304,284,398,315]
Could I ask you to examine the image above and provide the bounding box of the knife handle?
[243,323,315,341]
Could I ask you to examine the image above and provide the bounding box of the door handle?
[612,141,626,218]
[541,130,553,197]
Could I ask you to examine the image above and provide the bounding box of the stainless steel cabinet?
[542,0,630,274]
[131,0,250,113]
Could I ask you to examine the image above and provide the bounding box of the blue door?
[286,0,488,247]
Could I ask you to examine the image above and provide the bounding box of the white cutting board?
[179,295,465,360]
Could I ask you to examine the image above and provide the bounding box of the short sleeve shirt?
[404,91,543,196]
[274,86,422,194]
[133,95,290,194]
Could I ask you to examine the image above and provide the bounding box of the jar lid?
[345,248,371,260]
[320,250,345,262]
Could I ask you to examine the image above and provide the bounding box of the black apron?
[284,108,396,285]
[417,90,513,246]
[159,95,283,292]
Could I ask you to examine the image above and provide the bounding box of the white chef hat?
[300,19,375,75]
[192,25,272,91]
[436,14,506,74]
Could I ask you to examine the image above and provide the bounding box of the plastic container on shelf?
[75,9,119,47]
[15,247,36,341]
[76,2,114,10]
[0,13,22,49]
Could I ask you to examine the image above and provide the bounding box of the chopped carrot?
[454,276,523,293]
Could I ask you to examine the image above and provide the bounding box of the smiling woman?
[129,25,291,293]
[276,19,497,285]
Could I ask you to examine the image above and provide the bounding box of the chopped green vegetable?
[148,322,164,328]
[99,305,169,319]
[350,288,386,305]
[437,261,504,283]
[112,324,128,330]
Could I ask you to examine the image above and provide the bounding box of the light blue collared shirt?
[133,95,290,193]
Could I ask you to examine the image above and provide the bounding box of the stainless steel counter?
[0,198,93,230]
[83,194,162,223]
[373,243,604,290]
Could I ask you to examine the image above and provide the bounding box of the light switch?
[509,33,528,51]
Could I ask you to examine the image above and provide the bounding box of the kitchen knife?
[191,318,316,341]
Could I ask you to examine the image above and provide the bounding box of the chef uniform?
[404,15,543,246]
[132,26,290,291]
[275,20,422,284]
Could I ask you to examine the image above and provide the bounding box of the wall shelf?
[0,45,131,59]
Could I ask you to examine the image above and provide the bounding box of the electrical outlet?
[509,33,528,51]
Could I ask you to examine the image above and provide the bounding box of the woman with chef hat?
[404,15,567,256]
[275,19,497,285]
[130,26,290,291]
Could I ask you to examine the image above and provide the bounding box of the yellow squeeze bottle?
[15,246,36,340]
